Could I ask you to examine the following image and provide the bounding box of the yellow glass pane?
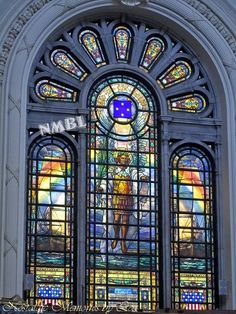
[112,123,132,135]
[96,86,113,106]
[110,82,134,94]
[132,88,148,110]
[95,269,106,284]
[179,273,206,288]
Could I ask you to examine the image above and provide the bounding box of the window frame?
[26,17,219,309]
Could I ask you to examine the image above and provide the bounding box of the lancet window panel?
[139,36,166,71]
[26,136,77,306]
[50,48,88,81]
[34,79,78,103]
[167,93,207,113]
[87,74,159,310]
[157,59,193,88]
[113,25,132,62]
[170,145,216,310]
[78,29,107,67]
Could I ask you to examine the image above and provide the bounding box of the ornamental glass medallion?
[170,147,215,310]
[87,75,159,310]
[26,137,76,305]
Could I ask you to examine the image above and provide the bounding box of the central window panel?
[87,74,159,310]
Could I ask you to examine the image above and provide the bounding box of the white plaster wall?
[0,0,235,309]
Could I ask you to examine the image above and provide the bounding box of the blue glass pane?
[113,100,132,118]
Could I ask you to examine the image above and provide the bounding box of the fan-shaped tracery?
[31,20,213,116]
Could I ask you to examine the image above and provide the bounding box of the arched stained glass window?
[35,80,78,102]
[50,49,88,81]
[87,74,159,310]
[113,26,132,62]
[139,36,165,71]
[168,93,207,113]
[28,18,218,310]
[26,136,77,305]
[79,30,106,67]
[157,60,192,88]
[170,146,216,310]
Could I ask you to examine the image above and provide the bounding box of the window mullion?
[78,133,87,306]
[160,129,172,309]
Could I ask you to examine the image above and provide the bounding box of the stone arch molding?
[0,0,236,309]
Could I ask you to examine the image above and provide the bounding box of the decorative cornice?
[0,0,235,80]
[0,0,53,79]
[184,0,236,55]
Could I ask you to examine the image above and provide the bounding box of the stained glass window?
[35,79,78,102]
[168,94,207,113]
[50,49,88,81]
[139,36,165,71]
[170,146,216,310]
[113,26,132,62]
[28,18,217,310]
[87,74,159,310]
[79,30,106,67]
[157,60,192,88]
[26,136,76,305]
